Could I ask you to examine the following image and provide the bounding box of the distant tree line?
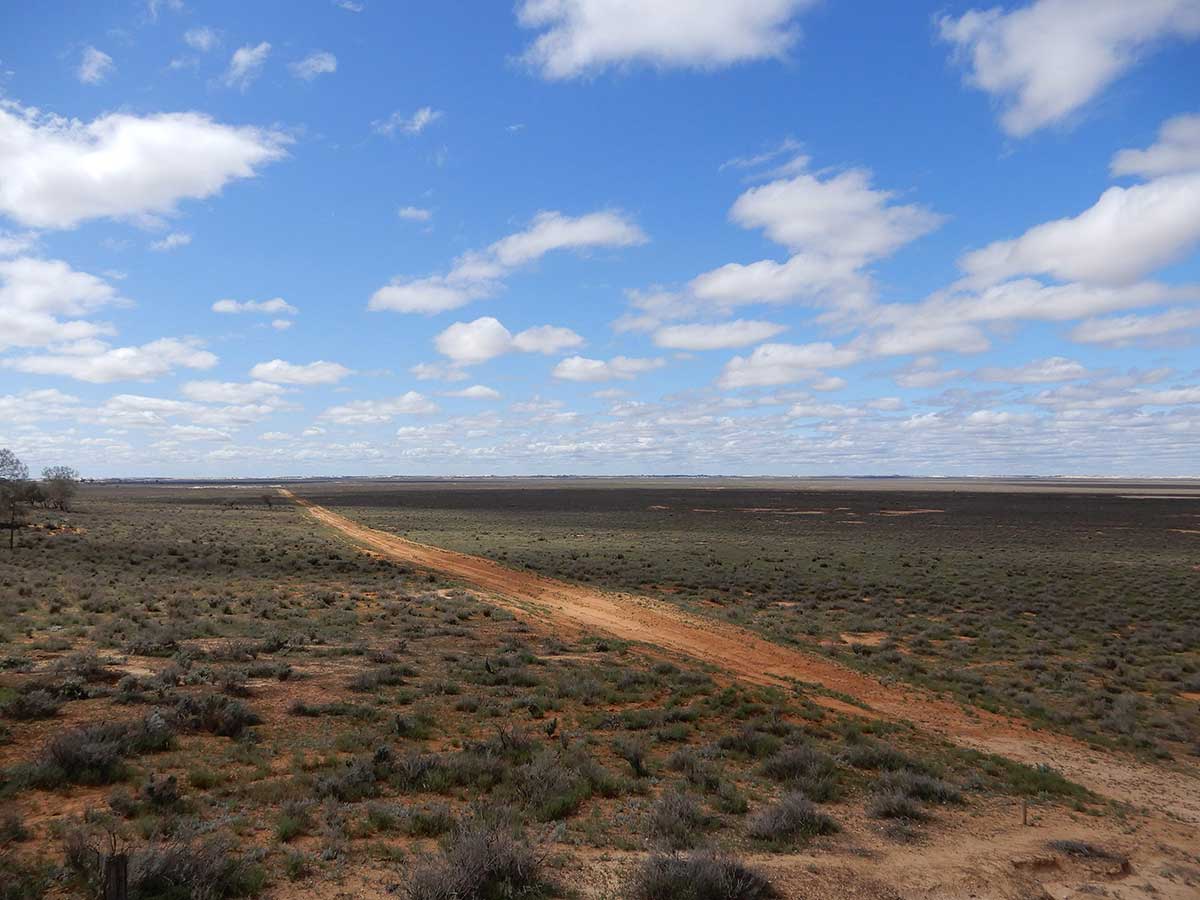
[0,448,81,550]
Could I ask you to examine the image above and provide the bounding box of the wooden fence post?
[103,853,128,900]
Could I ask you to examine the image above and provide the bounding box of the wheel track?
[283,489,1200,824]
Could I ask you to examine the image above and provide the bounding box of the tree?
[42,465,81,511]
[260,493,273,509]
[0,448,29,551]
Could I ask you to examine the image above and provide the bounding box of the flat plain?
[2,479,1198,899]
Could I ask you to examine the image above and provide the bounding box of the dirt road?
[284,490,1200,825]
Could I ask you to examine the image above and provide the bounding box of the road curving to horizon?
[283,488,1200,825]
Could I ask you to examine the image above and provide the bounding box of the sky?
[2,0,1200,478]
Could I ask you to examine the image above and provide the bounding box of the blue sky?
[2,0,1200,477]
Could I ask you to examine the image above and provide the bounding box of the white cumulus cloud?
[447,384,501,400]
[517,0,818,79]
[0,100,289,229]
[688,162,941,312]
[976,356,1090,384]
[435,317,585,364]
[552,355,665,382]
[212,297,298,315]
[510,324,585,355]
[435,317,514,364]
[938,0,1200,136]
[1069,308,1200,345]
[249,359,351,385]
[718,342,862,389]
[1111,113,1200,178]
[7,337,217,383]
[960,175,1200,287]
[0,256,120,350]
[181,380,286,404]
[654,319,786,350]
[321,392,437,424]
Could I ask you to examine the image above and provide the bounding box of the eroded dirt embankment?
[282,489,1200,826]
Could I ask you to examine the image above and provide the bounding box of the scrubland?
[1,482,1197,899]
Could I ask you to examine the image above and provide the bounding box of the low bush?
[402,802,456,838]
[405,814,551,900]
[514,750,590,822]
[1,690,61,721]
[26,712,175,787]
[276,800,313,842]
[173,693,260,738]
[876,771,961,804]
[746,793,838,843]
[141,774,181,809]
[614,736,650,778]
[867,790,928,821]
[649,791,712,851]
[1046,839,1127,864]
[840,740,925,773]
[717,727,781,760]
[64,829,265,899]
[348,664,413,693]
[627,851,777,900]
[0,855,51,900]
[759,744,838,801]
[667,747,722,793]
[316,752,391,802]
[288,700,378,720]
[0,811,28,844]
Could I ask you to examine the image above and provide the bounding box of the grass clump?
[276,800,313,843]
